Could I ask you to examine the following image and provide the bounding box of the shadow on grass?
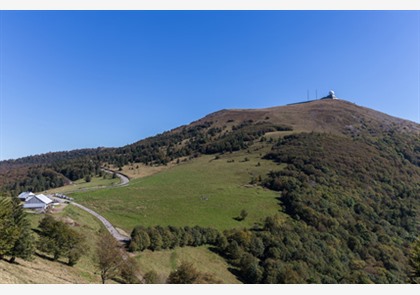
[35,252,69,266]
[232,216,245,222]
[0,256,22,265]
[227,267,244,283]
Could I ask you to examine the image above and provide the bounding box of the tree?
[239,253,263,283]
[129,226,150,252]
[189,226,203,246]
[85,175,92,183]
[409,239,420,281]
[120,255,141,284]
[225,240,243,260]
[0,197,19,259]
[144,270,160,284]
[65,230,86,266]
[216,234,228,251]
[147,227,163,251]
[7,197,34,263]
[156,226,174,249]
[167,261,200,284]
[167,261,221,284]
[37,215,86,265]
[96,231,123,284]
[235,209,248,221]
[248,235,264,258]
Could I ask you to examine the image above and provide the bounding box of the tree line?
[128,225,223,252]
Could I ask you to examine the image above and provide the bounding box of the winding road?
[71,202,130,242]
[70,169,131,243]
[101,168,130,186]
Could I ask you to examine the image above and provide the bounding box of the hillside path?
[71,202,131,242]
[68,168,131,243]
[101,168,130,186]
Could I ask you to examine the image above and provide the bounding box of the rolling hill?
[1,98,419,283]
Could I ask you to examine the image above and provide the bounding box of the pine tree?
[8,197,34,263]
[0,197,19,259]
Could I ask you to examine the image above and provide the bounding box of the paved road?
[101,168,130,186]
[70,168,131,243]
[71,202,131,242]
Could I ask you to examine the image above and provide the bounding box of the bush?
[144,270,160,284]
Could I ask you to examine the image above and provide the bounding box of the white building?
[17,191,35,201]
[20,193,53,210]
[321,90,338,100]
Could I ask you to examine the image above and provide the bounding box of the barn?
[22,194,53,210]
[17,191,36,201]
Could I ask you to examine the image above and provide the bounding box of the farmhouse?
[17,191,36,201]
[19,192,53,211]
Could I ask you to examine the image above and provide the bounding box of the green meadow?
[43,175,120,195]
[71,146,284,233]
[136,246,240,283]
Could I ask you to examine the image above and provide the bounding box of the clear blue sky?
[0,10,419,160]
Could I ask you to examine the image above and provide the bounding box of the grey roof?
[18,192,35,200]
[34,194,53,204]
[25,194,53,205]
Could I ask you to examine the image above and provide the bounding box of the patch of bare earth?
[48,203,68,214]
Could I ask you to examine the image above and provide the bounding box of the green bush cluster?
[128,225,223,252]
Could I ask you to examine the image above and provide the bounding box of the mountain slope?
[68,99,420,283]
[1,99,418,196]
[1,98,419,283]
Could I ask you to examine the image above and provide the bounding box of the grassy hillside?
[0,204,103,284]
[71,147,283,232]
[135,246,240,283]
[42,175,120,195]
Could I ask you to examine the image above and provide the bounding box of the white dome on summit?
[328,90,337,99]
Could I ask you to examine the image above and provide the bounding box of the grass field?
[135,246,240,283]
[42,175,120,195]
[70,145,284,233]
